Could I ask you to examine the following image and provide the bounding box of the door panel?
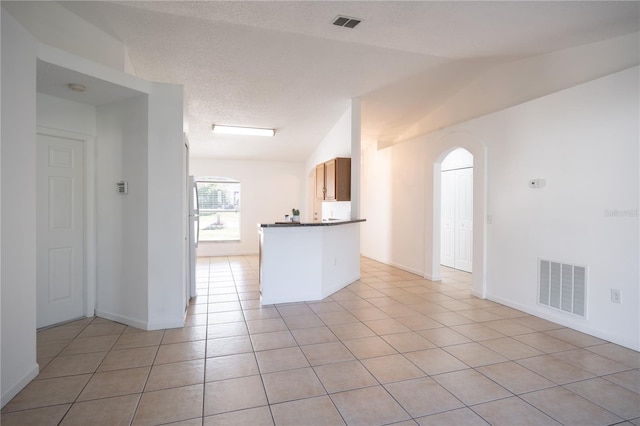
[455,168,473,272]
[440,171,455,268]
[49,176,73,229]
[49,247,73,301]
[37,133,85,328]
[440,167,473,273]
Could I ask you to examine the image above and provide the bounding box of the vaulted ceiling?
[48,1,640,160]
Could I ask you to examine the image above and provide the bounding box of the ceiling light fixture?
[212,124,275,137]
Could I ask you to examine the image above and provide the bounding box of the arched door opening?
[426,133,487,299]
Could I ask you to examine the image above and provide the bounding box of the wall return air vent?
[538,259,586,317]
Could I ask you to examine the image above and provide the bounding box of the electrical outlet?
[611,289,621,304]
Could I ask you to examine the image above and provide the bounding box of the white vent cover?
[538,259,586,317]
[332,16,362,29]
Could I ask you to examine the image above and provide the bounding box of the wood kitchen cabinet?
[316,157,351,201]
[315,163,325,200]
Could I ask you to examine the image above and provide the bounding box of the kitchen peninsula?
[258,219,365,305]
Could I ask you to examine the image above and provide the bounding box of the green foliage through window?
[196,178,240,241]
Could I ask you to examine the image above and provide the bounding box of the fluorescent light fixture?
[212,124,275,137]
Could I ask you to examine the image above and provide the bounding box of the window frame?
[195,177,241,242]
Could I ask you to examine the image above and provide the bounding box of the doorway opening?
[440,148,473,273]
[427,133,487,299]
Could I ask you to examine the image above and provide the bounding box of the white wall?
[394,33,640,146]
[305,105,353,173]
[146,83,186,329]
[1,9,39,406]
[95,96,150,328]
[95,87,186,330]
[361,138,429,276]
[362,66,640,350]
[304,104,360,220]
[350,99,362,219]
[36,50,184,332]
[482,66,638,350]
[37,93,96,135]
[322,201,351,221]
[37,84,186,331]
[1,10,186,406]
[42,87,186,331]
[2,1,133,74]
[190,158,305,256]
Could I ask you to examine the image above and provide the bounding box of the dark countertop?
[259,219,366,228]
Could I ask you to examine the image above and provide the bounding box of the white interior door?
[36,133,85,328]
[454,168,473,272]
[440,170,455,268]
[440,167,473,273]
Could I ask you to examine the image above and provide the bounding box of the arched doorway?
[426,132,487,298]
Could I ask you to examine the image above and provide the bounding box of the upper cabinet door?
[334,158,351,201]
[315,163,325,200]
[324,159,337,200]
[316,157,351,202]
[324,157,351,201]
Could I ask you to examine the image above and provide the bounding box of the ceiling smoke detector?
[332,16,362,29]
[67,83,86,93]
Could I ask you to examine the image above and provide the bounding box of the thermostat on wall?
[117,181,128,194]
[528,178,545,188]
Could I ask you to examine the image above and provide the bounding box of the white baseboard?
[388,262,424,277]
[363,255,426,278]
[486,293,639,352]
[323,273,361,299]
[1,363,39,408]
[95,309,148,331]
[470,288,483,298]
[424,273,442,281]
[196,246,259,257]
[146,318,185,330]
[95,309,185,331]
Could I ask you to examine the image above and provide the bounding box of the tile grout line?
[232,257,277,425]
[16,256,639,425]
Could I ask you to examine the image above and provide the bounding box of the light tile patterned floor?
[2,256,639,425]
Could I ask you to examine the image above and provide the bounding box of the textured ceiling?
[54,1,639,160]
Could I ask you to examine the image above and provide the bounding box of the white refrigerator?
[188,176,199,298]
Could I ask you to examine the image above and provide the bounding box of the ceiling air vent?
[333,16,362,29]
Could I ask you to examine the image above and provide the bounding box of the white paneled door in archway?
[441,153,473,273]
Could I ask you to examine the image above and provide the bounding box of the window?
[196,177,240,242]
